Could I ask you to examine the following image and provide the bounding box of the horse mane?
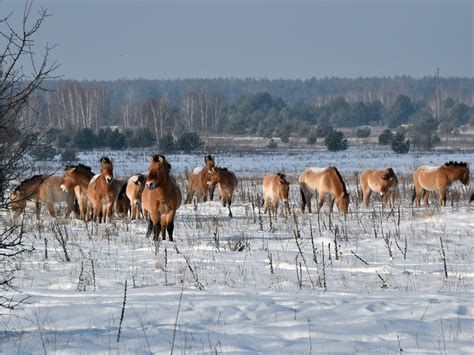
[65,163,92,172]
[219,167,228,172]
[277,172,288,184]
[14,175,44,192]
[151,155,171,169]
[382,168,395,180]
[444,161,468,168]
[331,167,348,196]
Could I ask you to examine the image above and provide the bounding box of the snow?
[1,148,473,353]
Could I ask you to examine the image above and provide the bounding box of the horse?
[12,175,77,219]
[62,164,95,220]
[299,167,350,215]
[86,157,117,223]
[412,161,470,207]
[115,179,130,218]
[184,155,216,204]
[262,173,290,217]
[125,173,146,220]
[207,167,238,217]
[142,155,182,241]
[359,168,398,209]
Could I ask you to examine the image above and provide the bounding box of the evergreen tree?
[324,129,348,151]
[391,132,410,154]
[378,129,394,145]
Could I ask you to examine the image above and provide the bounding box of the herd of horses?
[10,155,471,241]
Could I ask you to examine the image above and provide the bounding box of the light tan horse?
[62,164,95,220]
[207,167,238,217]
[262,173,290,217]
[359,168,398,208]
[86,157,117,223]
[299,167,349,215]
[412,161,470,207]
[185,155,216,204]
[12,175,77,219]
[125,173,146,220]
[142,155,182,241]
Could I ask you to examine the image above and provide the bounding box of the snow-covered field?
[1,148,473,353]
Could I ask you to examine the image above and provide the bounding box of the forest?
[17,77,474,155]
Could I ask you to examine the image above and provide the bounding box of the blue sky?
[2,0,473,80]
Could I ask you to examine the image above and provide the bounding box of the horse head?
[146,155,171,190]
[100,157,114,185]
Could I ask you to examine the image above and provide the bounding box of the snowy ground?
[1,149,473,353]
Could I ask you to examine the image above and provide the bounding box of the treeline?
[22,77,473,133]
[19,77,473,155]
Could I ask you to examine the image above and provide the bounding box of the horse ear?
[167,163,171,170]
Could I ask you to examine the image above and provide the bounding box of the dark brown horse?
[12,175,77,219]
[185,155,215,204]
[62,164,95,220]
[412,161,470,207]
[299,167,349,215]
[359,168,398,209]
[86,157,117,223]
[142,155,182,241]
[262,173,290,217]
[207,167,238,217]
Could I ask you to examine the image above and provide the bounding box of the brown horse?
[142,155,182,241]
[207,167,238,217]
[125,173,146,220]
[86,157,117,223]
[185,155,215,204]
[12,175,77,219]
[115,179,130,217]
[359,168,398,209]
[412,161,470,207]
[299,167,349,215]
[62,164,95,220]
[262,173,290,217]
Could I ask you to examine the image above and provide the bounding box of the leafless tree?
[0,1,58,310]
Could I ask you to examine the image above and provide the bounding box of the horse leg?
[423,190,430,206]
[363,189,372,207]
[382,192,387,209]
[317,193,325,213]
[130,202,136,220]
[389,191,396,209]
[106,201,114,223]
[227,196,233,218]
[328,196,335,213]
[439,187,447,207]
[209,185,215,201]
[165,212,176,241]
[46,202,55,217]
[272,200,279,218]
[146,219,153,239]
[35,200,41,219]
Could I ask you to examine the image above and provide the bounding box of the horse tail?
[300,186,306,208]
[411,187,416,204]
[469,192,474,204]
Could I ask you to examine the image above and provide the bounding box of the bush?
[30,145,57,161]
[176,132,203,152]
[355,127,371,138]
[125,127,156,148]
[391,132,410,154]
[306,130,317,145]
[159,133,175,152]
[73,128,97,150]
[378,129,394,145]
[61,148,78,162]
[324,129,348,151]
[267,138,278,149]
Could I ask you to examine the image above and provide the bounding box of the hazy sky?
[2,0,473,80]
